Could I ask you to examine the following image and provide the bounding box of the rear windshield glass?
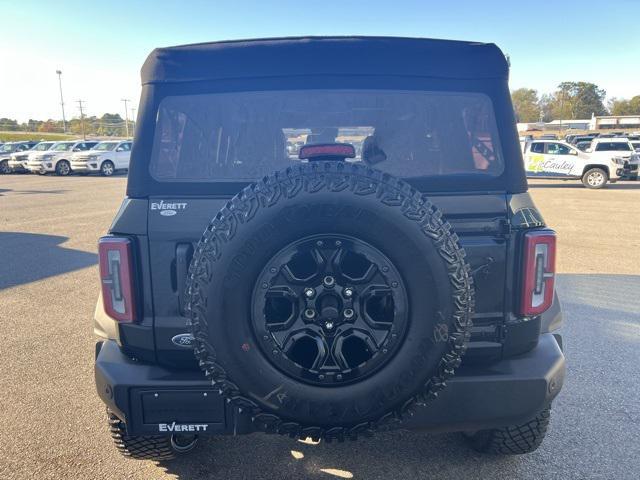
[150,90,503,182]
[595,142,631,152]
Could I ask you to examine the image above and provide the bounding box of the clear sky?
[1,0,639,122]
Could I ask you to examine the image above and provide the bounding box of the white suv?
[523,139,638,188]
[70,140,132,176]
[8,141,56,173]
[26,140,98,175]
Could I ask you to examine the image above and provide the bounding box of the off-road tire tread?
[107,410,176,460]
[186,161,474,441]
[467,407,551,454]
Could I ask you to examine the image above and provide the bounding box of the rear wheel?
[107,410,198,461]
[582,168,608,189]
[0,160,10,174]
[101,160,115,176]
[55,160,71,176]
[463,407,551,454]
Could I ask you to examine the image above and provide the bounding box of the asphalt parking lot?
[1,175,639,479]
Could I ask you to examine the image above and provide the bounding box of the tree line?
[512,82,640,123]
[0,113,133,137]
[2,84,639,134]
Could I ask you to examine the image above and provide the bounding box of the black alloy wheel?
[252,234,408,386]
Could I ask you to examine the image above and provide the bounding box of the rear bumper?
[95,333,565,436]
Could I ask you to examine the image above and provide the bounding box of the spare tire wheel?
[186,162,474,440]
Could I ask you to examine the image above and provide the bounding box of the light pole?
[77,100,87,140]
[121,98,130,137]
[130,107,136,134]
[56,70,67,133]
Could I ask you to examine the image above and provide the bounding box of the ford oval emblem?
[171,333,195,348]
[160,209,177,217]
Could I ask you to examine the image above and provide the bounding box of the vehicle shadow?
[159,430,516,479]
[0,184,70,196]
[528,181,640,189]
[69,171,128,178]
[9,189,69,195]
[0,232,97,290]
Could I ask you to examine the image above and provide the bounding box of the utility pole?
[76,100,87,140]
[130,107,137,134]
[121,99,130,137]
[56,70,67,133]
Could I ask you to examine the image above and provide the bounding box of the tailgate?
[147,194,510,368]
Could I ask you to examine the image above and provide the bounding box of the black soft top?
[129,36,527,196]
[141,36,508,84]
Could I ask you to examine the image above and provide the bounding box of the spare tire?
[186,162,474,441]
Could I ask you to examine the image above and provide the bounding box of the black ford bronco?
[94,37,565,460]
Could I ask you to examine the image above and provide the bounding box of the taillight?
[99,236,136,322]
[520,229,556,316]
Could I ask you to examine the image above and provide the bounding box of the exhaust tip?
[170,434,198,453]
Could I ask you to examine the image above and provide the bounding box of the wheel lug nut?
[304,288,315,298]
[336,374,343,380]
[325,321,334,330]
[343,287,353,298]
[304,308,316,319]
[323,276,335,288]
[343,308,354,319]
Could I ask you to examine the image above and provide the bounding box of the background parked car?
[26,140,98,176]
[8,141,56,173]
[575,141,592,152]
[569,135,597,145]
[586,138,639,180]
[0,141,39,174]
[523,139,635,188]
[70,140,132,176]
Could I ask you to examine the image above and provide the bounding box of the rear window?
[596,142,631,152]
[150,90,503,182]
